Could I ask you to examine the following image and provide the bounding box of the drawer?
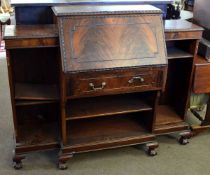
[165,31,202,41]
[193,64,210,93]
[66,67,165,98]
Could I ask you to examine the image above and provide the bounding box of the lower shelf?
[16,122,59,153]
[154,105,189,134]
[64,116,155,153]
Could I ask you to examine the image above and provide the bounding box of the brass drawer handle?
[128,76,145,84]
[89,82,106,91]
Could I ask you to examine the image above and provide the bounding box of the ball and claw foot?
[13,161,23,170]
[58,162,68,170]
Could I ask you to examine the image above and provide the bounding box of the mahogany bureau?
[52,5,167,169]
[4,5,167,169]
[3,6,204,169]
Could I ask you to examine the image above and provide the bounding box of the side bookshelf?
[154,20,203,143]
[4,25,60,169]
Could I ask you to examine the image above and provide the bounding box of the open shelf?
[16,100,58,106]
[66,116,153,147]
[66,94,153,120]
[15,83,59,101]
[154,105,188,134]
[156,105,183,125]
[18,122,59,147]
[167,47,193,59]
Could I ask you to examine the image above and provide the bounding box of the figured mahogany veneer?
[66,67,165,98]
[53,5,166,72]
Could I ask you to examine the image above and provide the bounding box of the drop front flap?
[53,5,167,72]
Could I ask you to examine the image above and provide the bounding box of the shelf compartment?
[167,47,193,59]
[16,122,59,153]
[65,116,154,152]
[66,94,153,120]
[15,83,59,100]
[15,103,59,153]
[16,100,58,106]
[154,105,188,134]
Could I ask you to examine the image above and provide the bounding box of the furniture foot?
[178,131,192,145]
[58,161,68,170]
[13,154,25,170]
[145,142,159,156]
[58,151,73,170]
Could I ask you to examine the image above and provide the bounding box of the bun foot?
[178,131,191,145]
[13,161,23,170]
[58,162,68,170]
[145,142,159,156]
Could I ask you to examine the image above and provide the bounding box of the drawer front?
[193,64,210,93]
[66,67,165,98]
[165,31,202,41]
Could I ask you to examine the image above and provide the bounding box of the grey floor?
[1,55,210,175]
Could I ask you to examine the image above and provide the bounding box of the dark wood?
[6,4,206,169]
[4,24,61,168]
[167,47,193,59]
[66,67,165,98]
[66,93,153,120]
[165,20,203,41]
[16,122,59,154]
[55,5,167,168]
[15,83,59,100]
[64,116,155,152]
[154,20,203,138]
[4,25,58,49]
[54,5,166,72]
[193,55,210,93]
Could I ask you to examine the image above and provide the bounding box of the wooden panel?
[164,20,203,41]
[65,116,154,151]
[4,25,58,48]
[16,122,59,154]
[4,25,58,39]
[165,31,203,41]
[5,38,58,49]
[15,83,59,100]
[156,105,183,125]
[66,67,165,98]
[164,20,203,33]
[55,5,166,72]
[154,105,188,134]
[193,56,210,93]
[66,94,152,120]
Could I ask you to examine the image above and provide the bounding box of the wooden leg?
[178,131,192,145]
[13,152,25,170]
[58,151,73,170]
[145,142,159,156]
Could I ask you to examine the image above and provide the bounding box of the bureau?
[3,4,204,169]
[53,5,167,169]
